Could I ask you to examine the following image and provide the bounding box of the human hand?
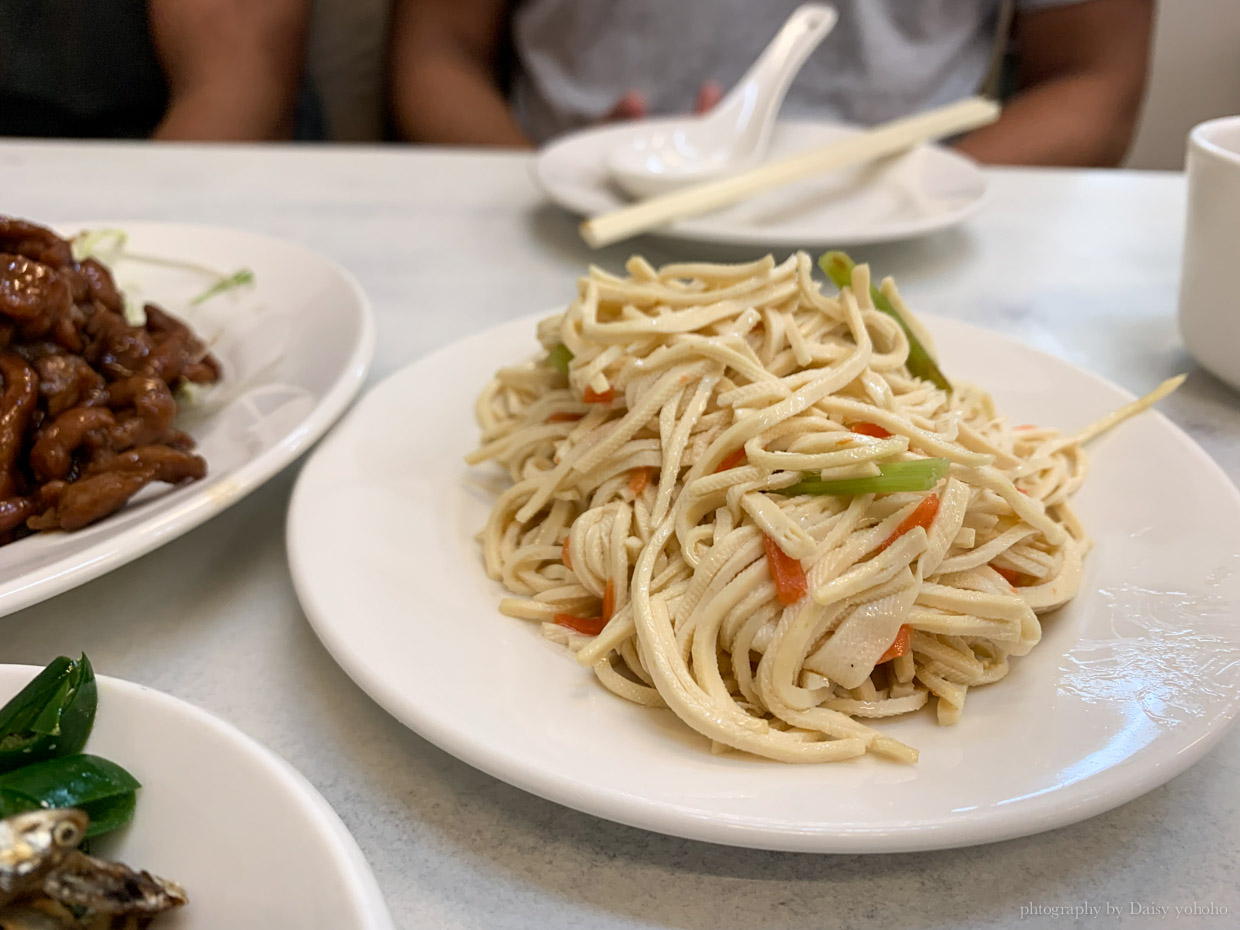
[600,80,725,123]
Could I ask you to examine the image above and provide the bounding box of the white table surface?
[3,141,1238,930]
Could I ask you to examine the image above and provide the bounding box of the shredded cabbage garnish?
[191,268,255,306]
[70,227,256,308]
[175,381,207,408]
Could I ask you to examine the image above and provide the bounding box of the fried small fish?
[0,812,87,907]
[42,851,187,916]
[0,811,186,929]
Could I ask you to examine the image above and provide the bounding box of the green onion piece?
[0,754,139,838]
[819,251,951,393]
[547,343,574,377]
[783,458,951,497]
[191,268,255,306]
[0,655,97,775]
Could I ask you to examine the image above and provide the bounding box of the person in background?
[0,0,312,140]
[387,0,1152,167]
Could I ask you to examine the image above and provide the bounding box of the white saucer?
[0,665,393,929]
[534,119,988,247]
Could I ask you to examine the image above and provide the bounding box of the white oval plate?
[0,664,393,929]
[534,120,988,247]
[0,222,374,619]
[288,313,1240,853]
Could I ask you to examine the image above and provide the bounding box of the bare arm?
[148,0,309,141]
[955,0,1152,167]
[388,0,531,146]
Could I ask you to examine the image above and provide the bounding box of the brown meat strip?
[0,217,73,268]
[36,353,106,417]
[105,375,176,449]
[83,308,154,379]
[76,258,124,314]
[0,254,72,325]
[29,406,116,481]
[89,446,205,484]
[31,448,203,533]
[31,468,154,532]
[0,353,39,498]
[0,497,36,534]
[142,304,221,385]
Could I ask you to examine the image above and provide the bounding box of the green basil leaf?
[0,754,140,837]
[79,792,137,838]
[0,786,41,819]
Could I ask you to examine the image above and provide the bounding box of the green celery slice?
[819,251,951,393]
[782,458,951,497]
[547,343,574,377]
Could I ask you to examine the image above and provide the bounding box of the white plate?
[534,120,988,247]
[0,664,393,929]
[0,222,374,619]
[288,313,1240,853]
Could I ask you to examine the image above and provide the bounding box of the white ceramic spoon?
[606,3,838,199]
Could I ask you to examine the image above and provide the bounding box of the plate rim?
[288,310,1240,853]
[533,118,991,247]
[0,664,394,929]
[0,221,376,621]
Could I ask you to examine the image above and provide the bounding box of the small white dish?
[0,222,374,620]
[607,3,838,198]
[536,120,988,248]
[0,665,393,929]
[288,311,1240,854]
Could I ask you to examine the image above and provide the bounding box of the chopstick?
[579,96,1001,248]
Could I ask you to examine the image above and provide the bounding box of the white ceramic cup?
[1179,116,1240,390]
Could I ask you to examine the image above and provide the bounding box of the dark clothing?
[0,0,168,138]
[0,0,325,140]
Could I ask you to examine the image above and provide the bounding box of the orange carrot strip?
[762,534,808,606]
[583,386,614,404]
[602,579,616,622]
[553,613,606,636]
[878,624,912,663]
[875,493,940,554]
[547,412,583,423]
[714,447,747,473]
[851,422,892,439]
[628,468,650,496]
[992,565,1028,586]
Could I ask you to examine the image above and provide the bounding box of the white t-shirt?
[511,0,1085,143]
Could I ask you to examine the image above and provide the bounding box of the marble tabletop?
[3,141,1237,930]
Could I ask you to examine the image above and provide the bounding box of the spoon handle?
[717,4,839,154]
